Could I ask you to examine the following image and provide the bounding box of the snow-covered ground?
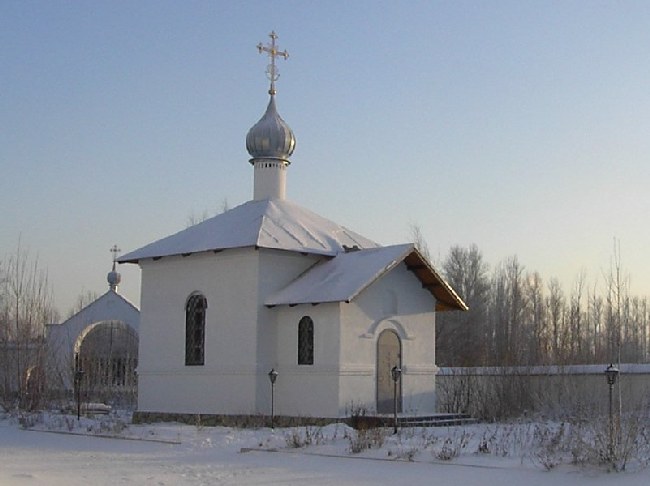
[1,412,649,485]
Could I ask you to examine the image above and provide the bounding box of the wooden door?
[376,330,402,414]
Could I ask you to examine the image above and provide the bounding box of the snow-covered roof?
[118,198,466,312]
[118,198,379,263]
[265,244,467,312]
[49,289,140,328]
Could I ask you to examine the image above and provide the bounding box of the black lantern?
[605,364,619,386]
[391,366,402,434]
[268,368,278,385]
[391,366,402,383]
[268,368,278,429]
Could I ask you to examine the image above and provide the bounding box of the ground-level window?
[185,293,207,366]
[298,316,314,365]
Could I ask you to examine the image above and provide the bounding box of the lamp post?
[391,366,402,434]
[74,353,85,421]
[268,368,278,429]
[605,364,619,460]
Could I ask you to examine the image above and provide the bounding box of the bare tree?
[588,281,605,362]
[505,256,526,364]
[524,271,547,365]
[185,209,212,228]
[220,197,230,213]
[604,239,628,364]
[66,290,99,319]
[408,223,431,262]
[546,278,565,364]
[186,198,231,228]
[429,238,650,367]
[436,244,490,366]
[568,271,586,362]
[0,241,56,409]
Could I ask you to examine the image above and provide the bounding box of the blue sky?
[2,1,649,315]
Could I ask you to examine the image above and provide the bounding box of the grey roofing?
[118,198,379,263]
[265,244,414,306]
[265,243,468,312]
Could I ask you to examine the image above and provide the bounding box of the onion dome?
[107,263,121,291]
[108,244,122,291]
[246,95,296,164]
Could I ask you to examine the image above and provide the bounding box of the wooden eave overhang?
[404,249,468,312]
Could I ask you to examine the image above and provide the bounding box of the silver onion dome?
[107,268,121,291]
[108,244,121,291]
[246,95,296,164]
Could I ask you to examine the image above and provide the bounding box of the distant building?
[118,32,466,421]
[45,253,139,406]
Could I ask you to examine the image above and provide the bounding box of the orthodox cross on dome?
[257,31,289,95]
[110,244,121,264]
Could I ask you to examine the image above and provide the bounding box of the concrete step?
[396,413,478,428]
[348,413,478,429]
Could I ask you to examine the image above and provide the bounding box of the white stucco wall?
[138,249,259,414]
[273,302,342,418]
[137,249,440,419]
[253,160,287,200]
[270,262,439,419]
[45,290,140,390]
[256,249,320,413]
[340,262,438,416]
[137,247,318,415]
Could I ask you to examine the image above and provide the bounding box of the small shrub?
[489,423,521,458]
[284,426,324,448]
[346,403,383,430]
[110,419,128,435]
[18,412,42,429]
[388,446,419,461]
[590,413,650,471]
[433,429,471,461]
[435,437,459,460]
[348,427,386,454]
[528,423,566,470]
[414,428,439,450]
[477,428,497,454]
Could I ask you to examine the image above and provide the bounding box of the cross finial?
[110,244,121,266]
[256,31,289,95]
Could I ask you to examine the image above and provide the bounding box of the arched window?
[298,316,314,365]
[185,293,207,366]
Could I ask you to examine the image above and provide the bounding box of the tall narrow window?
[298,316,314,365]
[185,293,207,366]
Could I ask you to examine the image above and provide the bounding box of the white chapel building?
[118,33,466,421]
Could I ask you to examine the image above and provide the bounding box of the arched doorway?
[74,320,138,406]
[376,329,401,414]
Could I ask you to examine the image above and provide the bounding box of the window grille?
[298,316,314,365]
[185,293,207,366]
